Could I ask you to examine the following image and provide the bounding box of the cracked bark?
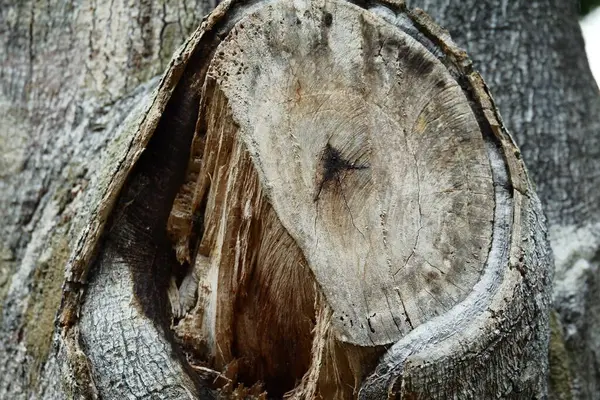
[407,0,600,398]
[0,0,213,398]
[3,0,594,398]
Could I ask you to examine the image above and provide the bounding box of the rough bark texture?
[407,0,600,397]
[0,1,213,398]
[161,3,551,398]
[0,0,591,399]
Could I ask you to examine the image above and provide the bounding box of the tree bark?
[407,0,600,398]
[0,1,213,398]
[2,0,594,398]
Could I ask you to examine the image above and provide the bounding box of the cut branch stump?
[55,0,552,398]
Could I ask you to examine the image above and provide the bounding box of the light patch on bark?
[550,223,600,398]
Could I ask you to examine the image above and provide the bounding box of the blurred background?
[582,0,600,84]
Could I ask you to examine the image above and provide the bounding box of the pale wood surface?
[0,0,560,399]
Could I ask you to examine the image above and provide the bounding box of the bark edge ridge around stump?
[54,0,552,398]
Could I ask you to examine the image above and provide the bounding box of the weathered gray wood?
[207,0,495,347]
[115,0,549,398]
[408,0,600,398]
[0,0,213,398]
[0,0,578,399]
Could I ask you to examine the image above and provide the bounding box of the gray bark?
[0,0,594,399]
[0,1,213,398]
[407,0,600,397]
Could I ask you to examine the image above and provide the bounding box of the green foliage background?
[581,0,600,15]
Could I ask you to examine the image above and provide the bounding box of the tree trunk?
[407,0,600,398]
[0,1,214,398]
[1,0,594,398]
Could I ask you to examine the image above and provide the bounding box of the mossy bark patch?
[548,311,574,400]
[0,246,15,324]
[23,237,70,385]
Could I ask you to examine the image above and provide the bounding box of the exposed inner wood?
[171,82,384,397]
[206,0,494,344]
[166,0,497,397]
[171,83,318,396]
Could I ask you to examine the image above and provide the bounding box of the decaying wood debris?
[0,0,553,398]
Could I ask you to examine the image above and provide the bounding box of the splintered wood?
[166,0,497,397]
